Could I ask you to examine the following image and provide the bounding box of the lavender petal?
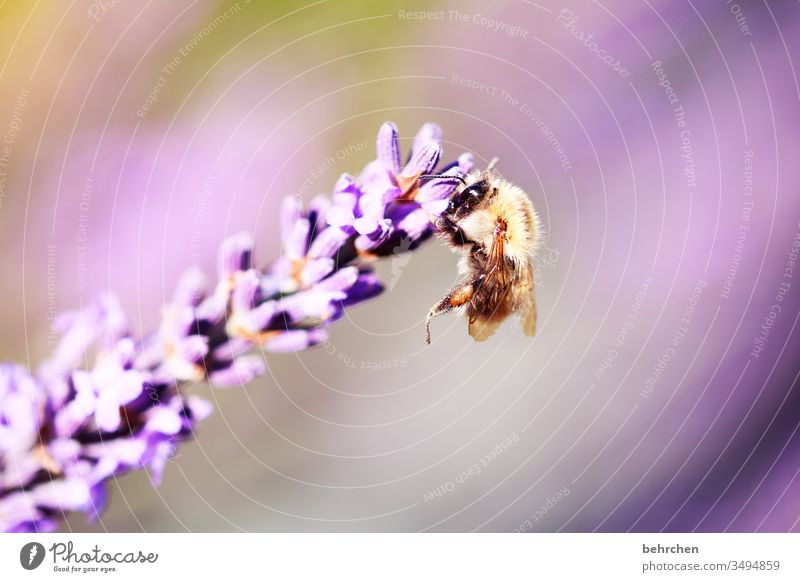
[401,141,441,178]
[209,356,267,388]
[411,122,443,157]
[376,121,402,173]
[218,232,254,278]
[307,227,348,259]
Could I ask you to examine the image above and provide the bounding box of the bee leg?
[425,295,453,344]
[425,281,476,344]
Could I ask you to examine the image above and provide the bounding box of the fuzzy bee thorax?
[456,181,538,264]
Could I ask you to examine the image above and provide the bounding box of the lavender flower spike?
[0,123,473,532]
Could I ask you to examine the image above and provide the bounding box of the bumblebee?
[425,160,540,343]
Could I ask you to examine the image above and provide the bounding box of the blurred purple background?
[1,0,799,531]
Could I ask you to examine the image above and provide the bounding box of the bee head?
[448,178,491,218]
[420,159,500,219]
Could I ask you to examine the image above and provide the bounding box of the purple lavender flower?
[0,122,472,532]
[327,122,474,252]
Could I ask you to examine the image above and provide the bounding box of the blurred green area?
[159,0,450,148]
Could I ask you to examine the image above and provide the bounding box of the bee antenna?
[420,173,467,185]
[485,157,499,172]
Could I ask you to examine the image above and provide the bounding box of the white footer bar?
[1,533,797,581]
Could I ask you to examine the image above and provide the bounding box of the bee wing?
[468,232,513,342]
[513,261,537,337]
[469,310,506,342]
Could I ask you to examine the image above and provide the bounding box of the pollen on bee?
[450,284,474,306]
[496,217,508,236]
